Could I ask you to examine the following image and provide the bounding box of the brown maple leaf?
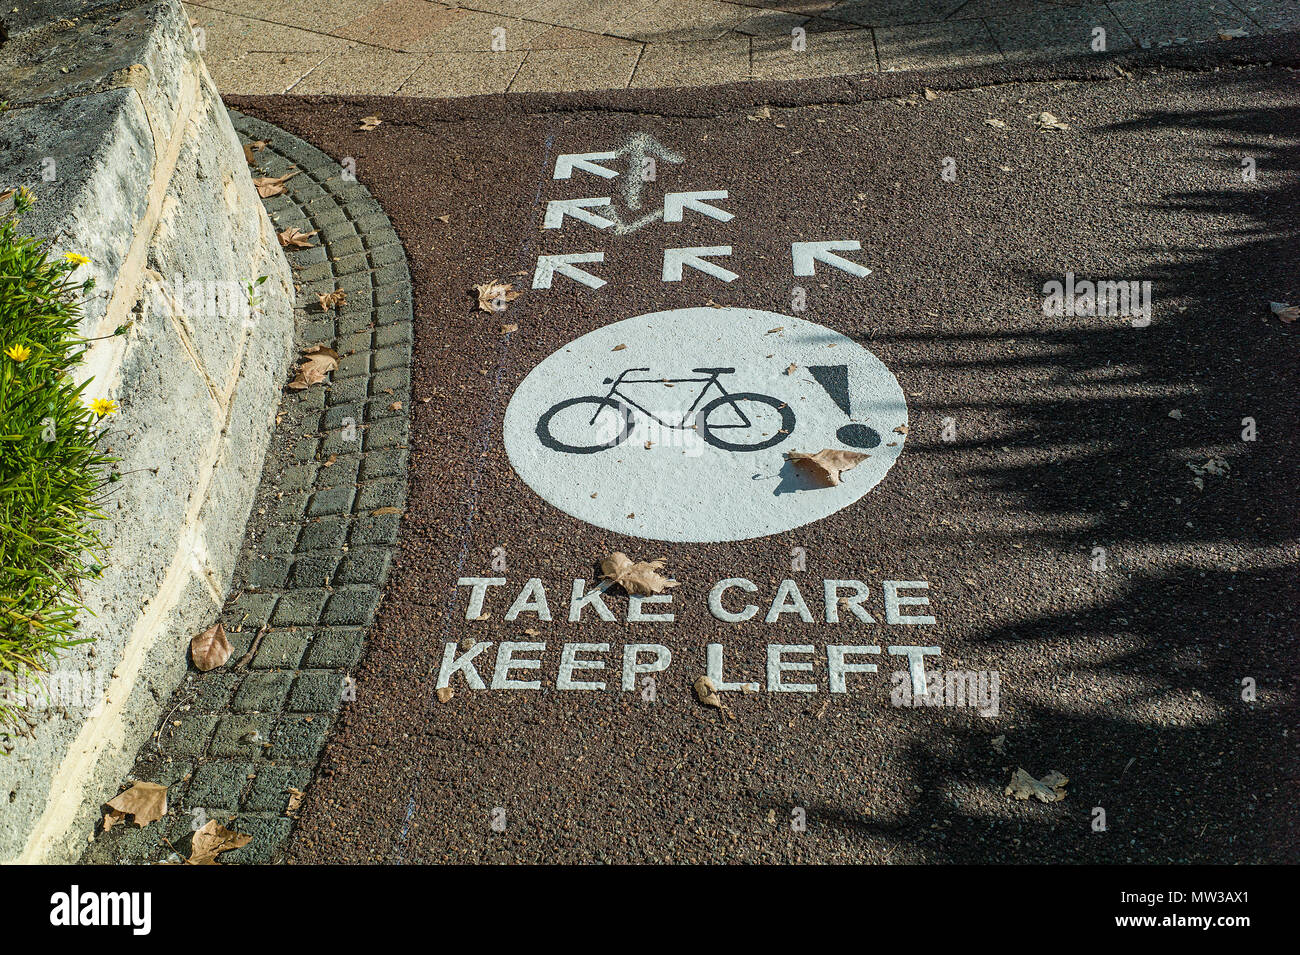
[475,280,522,314]
[287,345,340,390]
[186,820,251,865]
[190,622,233,671]
[786,448,870,487]
[600,552,678,596]
[318,289,347,311]
[252,171,298,198]
[104,781,167,830]
[278,227,319,248]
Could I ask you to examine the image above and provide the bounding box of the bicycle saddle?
[692,366,736,375]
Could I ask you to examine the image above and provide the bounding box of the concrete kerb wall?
[0,0,293,862]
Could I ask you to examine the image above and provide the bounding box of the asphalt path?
[229,40,1299,864]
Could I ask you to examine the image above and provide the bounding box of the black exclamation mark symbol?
[808,364,880,450]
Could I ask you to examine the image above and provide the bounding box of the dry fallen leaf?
[1269,301,1298,323]
[985,118,1007,129]
[252,171,298,198]
[286,787,304,813]
[372,506,403,516]
[190,623,232,671]
[358,115,382,130]
[287,345,340,390]
[612,343,627,351]
[600,552,678,596]
[436,686,454,703]
[434,213,450,223]
[693,675,734,719]
[694,675,722,708]
[1005,768,1069,803]
[278,227,319,248]
[501,323,518,334]
[785,363,798,375]
[924,87,939,101]
[104,781,167,829]
[786,448,870,487]
[475,280,523,314]
[893,424,909,434]
[318,289,347,311]
[1033,111,1070,131]
[186,820,251,865]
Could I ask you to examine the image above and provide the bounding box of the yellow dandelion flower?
[4,344,31,362]
[90,398,118,417]
[63,252,91,267]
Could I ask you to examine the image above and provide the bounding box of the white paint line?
[553,151,619,180]
[532,252,607,289]
[791,239,872,278]
[663,190,733,223]
[542,196,614,230]
[662,246,738,283]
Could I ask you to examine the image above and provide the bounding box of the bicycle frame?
[590,368,753,430]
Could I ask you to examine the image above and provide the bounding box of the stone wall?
[0,0,293,861]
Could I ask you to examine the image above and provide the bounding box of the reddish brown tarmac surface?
[229,39,1300,864]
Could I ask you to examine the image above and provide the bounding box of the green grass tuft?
[0,189,115,736]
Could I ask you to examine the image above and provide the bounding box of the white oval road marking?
[503,307,908,543]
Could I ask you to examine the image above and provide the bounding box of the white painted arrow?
[791,240,872,278]
[532,252,607,290]
[553,151,619,180]
[663,190,734,223]
[662,246,738,283]
[543,197,614,230]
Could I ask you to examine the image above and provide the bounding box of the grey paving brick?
[270,589,329,626]
[157,715,219,758]
[244,765,313,812]
[297,517,348,552]
[271,715,331,760]
[308,484,356,516]
[361,447,408,480]
[210,715,277,759]
[335,546,392,585]
[289,670,348,713]
[349,512,401,546]
[233,672,294,713]
[222,592,278,630]
[303,629,367,668]
[188,760,256,811]
[222,815,294,864]
[321,587,382,626]
[289,553,341,588]
[354,476,405,512]
[252,632,313,669]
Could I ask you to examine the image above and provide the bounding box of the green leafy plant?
[0,189,115,735]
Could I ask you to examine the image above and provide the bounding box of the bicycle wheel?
[536,396,634,454]
[699,392,795,452]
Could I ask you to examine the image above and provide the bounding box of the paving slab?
[219,36,1300,864]
[877,18,1004,71]
[752,26,877,79]
[509,46,644,93]
[629,37,752,88]
[987,4,1136,61]
[400,52,528,97]
[1109,0,1257,47]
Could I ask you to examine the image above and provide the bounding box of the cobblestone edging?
[85,111,413,864]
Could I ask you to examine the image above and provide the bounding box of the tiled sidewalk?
[190,0,1299,96]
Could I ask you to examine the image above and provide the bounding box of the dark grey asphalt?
[228,38,1300,864]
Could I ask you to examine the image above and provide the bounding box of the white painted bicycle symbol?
[536,366,795,454]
